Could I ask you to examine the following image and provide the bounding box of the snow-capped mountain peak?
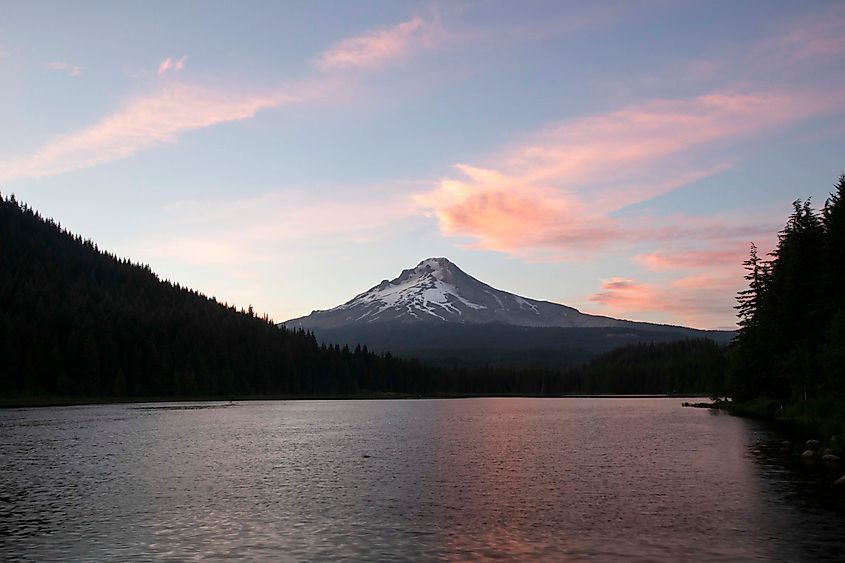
[337,258,487,323]
[284,257,627,330]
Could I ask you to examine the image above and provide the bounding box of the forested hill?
[0,194,435,399]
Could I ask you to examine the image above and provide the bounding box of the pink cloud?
[412,85,829,328]
[586,228,782,328]
[415,165,620,255]
[1,15,449,184]
[0,84,303,183]
[417,89,833,258]
[506,91,820,207]
[158,55,187,75]
[635,245,750,272]
[587,274,742,329]
[589,278,660,312]
[316,15,443,71]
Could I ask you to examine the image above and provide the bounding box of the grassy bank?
[716,397,845,449]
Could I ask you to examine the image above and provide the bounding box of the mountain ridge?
[285,257,641,330]
[283,257,734,367]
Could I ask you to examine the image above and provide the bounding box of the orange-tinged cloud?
[417,89,833,258]
[586,231,782,328]
[416,165,619,254]
[635,245,750,271]
[316,15,443,71]
[588,278,666,316]
[588,274,743,329]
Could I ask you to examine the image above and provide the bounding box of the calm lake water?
[1,398,844,561]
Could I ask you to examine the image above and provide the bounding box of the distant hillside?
[285,257,733,368]
[309,323,733,369]
[0,194,431,399]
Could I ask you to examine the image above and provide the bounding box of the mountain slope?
[286,257,631,329]
[283,258,734,367]
[0,195,435,399]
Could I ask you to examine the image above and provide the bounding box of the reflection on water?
[1,398,843,561]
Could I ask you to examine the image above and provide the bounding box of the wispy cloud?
[158,55,187,75]
[587,274,741,329]
[0,84,302,183]
[634,245,749,272]
[761,4,845,63]
[142,190,419,266]
[46,61,82,76]
[316,15,444,71]
[1,15,444,184]
[416,89,827,258]
[639,4,845,97]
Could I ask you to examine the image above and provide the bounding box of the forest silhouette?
[1,175,843,403]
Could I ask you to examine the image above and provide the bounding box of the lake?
[1,398,843,561]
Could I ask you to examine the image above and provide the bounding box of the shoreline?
[715,398,845,437]
[694,398,845,470]
[0,393,712,409]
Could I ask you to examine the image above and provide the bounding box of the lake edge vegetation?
[727,173,845,435]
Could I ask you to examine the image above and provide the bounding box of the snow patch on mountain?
[284,257,629,330]
[338,257,486,322]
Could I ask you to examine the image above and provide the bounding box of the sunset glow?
[2,1,843,329]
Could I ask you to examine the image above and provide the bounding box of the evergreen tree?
[765,199,825,399]
[820,174,845,394]
[731,176,845,403]
[823,174,845,307]
[732,243,772,400]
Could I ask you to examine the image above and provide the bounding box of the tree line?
[731,174,845,402]
[1,192,725,400]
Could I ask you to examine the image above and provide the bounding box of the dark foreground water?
[1,398,844,562]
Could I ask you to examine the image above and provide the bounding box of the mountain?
[286,257,630,329]
[283,258,734,368]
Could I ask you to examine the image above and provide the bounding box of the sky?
[2,0,844,330]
